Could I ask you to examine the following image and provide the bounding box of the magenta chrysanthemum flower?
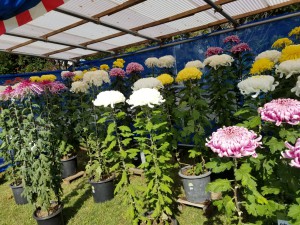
[126,62,144,74]
[230,43,251,54]
[109,68,126,77]
[282,138,300,168]
[0,86,15,101]
[205,47,223,57]
[61,71,75,80]
[13,80,43,99]
[205,126,261,158]
[258,98,300,126]
[223,35,241,44]
[41,81,67,94]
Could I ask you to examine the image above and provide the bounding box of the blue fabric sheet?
[0,0,41,20]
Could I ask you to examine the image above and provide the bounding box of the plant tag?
[277,220,289,225]
[92,186,95,193]
[188,182,194,190]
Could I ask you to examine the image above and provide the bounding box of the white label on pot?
[92,186,95,193]
[188,183,194,190]
[278,220,289,225]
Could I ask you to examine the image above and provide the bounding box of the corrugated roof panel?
[67,48,97,55]
[189,0,208,6]
[14,42,67,55]
[48,33,90,45]
[103,34,145,47]
[0,35,30,49]
[138,24,179,38]
[222,0,267,16]
[28,11,81,30]
[87,42,118,51]
[50,52,81,59]
[101,9,154,29]
[266,0,289,5]
[131,0,196,20]
[65,23,119,39]
[205,9,225,20]
[10,24,51,38]
[59,0,118,17]
[110,0,128,4]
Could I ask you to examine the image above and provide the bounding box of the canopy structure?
[0,0,299,61]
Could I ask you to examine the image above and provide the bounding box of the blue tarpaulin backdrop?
[0,0,41,20]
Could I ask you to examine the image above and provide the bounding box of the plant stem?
[233,158,243,225]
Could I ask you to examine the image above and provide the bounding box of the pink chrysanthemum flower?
[258,98,300,126]
[109,68,126,77]
[223,35,241,44]
[126,62,144,74]
[205,47,224,58]
[230,43,251,54]
[205,126,261,158]
[13,80,43,99]
[0,86,15,101]
[61,71,75,80]
[41,81,67,94]
[282,138,300,168]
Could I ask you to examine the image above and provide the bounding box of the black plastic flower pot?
[61,155,77,179]
[89,176,114,203]
[179,165,211,203]
[33,205,64,225]
[10,183,28,205]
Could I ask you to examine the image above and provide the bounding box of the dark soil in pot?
[10,183,28,205]
[61,155,77,179]
[89,176,114,203]
[33,204,64,225]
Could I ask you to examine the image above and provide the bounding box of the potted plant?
[126,62,144,85]
[127,88,177,224]
[174,67,211,203]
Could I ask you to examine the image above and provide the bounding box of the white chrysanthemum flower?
[127,88,165,108]
[145,57,159,68]
[237,75,279,98]
[132,77,163,91]
[276,59,300,79]
[255,50,281,63]
[204,54,234,70]
[93,90,125,108]
[0,85,7,92]
[74,71,83,76]
[158,55,176,68]
[291,76,300,97]
[185,60,204,69]
[70,81,89,93]
[83,71,103,87]
[98,70,110,83]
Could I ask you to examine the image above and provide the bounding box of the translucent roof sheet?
[0,0,296,59]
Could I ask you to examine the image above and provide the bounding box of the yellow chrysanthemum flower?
[100,64,110,71]
[289,26,300,37]
[250,58,274,75]
[116,58,125,64]
[73,74,83,81]
[175,67,202,83]
[90,67,97,71]
[157,74,174,85]
[113,61,124,68]
[83,70,88,74]
[272,38,293,49]
[40,74,56,81]
[279,45,300,62]
[29,76,41,82]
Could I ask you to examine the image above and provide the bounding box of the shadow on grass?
[62,178,91,224]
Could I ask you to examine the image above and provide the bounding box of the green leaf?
[206,159,234,173]
[261,186,280,196]
[265,137,285,153]
[118,125,131,133]
[235,163,257,188]
[288,202,300,223]
[206,179,232,193]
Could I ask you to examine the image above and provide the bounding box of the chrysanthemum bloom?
[72,74,84,81]
[255,50,281,63]
[116,58,125,64]
[126,62,144,74]
[98,70,110,83]
[279,45,300,62]
[282,139,300,168]
[157,74,174,85]
[204,54,234,70]
[145,57,159,68]
[175,67,202,83]
[272,38,293,49]
[276,59,300,79]
[223,35,240,44]
[41,81,67,94]
[250,58,274,75]
[258,98,300,126]
[205,126,261,158]
[100,64,110,71]
[61,71,75,80]
[93,90,125,108]
[185,60,204,69]
[13,80,43,99]
[291,76,300,97]
[205,47,223,57]
[237,75,278,98]
[109,68,126,77]
[40,74,57,82]
[70,81,89,94]
[29,76,41,82]
[127,88,165,108]
[289,26,300,37]
[83,71,103,87]
[132,77,163,91]
[113,61,124,68]
[0,86,14,101]
[230,43,251,54]
[157,55,176,68]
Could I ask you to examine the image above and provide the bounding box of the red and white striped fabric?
[0,0,69,35]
